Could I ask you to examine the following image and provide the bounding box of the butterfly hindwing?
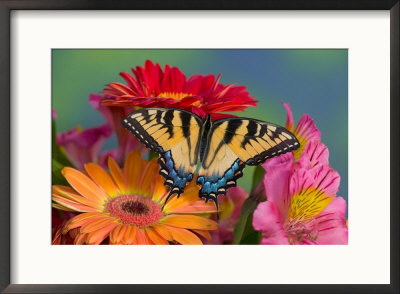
[197,118,299,204]
[122,108,203,198]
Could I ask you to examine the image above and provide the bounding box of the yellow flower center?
[285,187,333,243]
[157,92,192,101]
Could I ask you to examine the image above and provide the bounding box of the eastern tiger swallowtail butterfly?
[122,108,299,209]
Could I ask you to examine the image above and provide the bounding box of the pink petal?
[315,197,348,244]
[295,114,321,142]
[224,186,248,221]
[56,124,112,169]
[290,165,340,199]
[98,149,118,169]
[262,152,295,220]
[282,102,294,132]
[298,140,329,169]
[252,201,290,245]
[311,165,340,197]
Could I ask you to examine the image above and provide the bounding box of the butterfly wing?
[122,108,203,198]
[197,118,299,204]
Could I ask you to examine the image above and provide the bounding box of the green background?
[52,49,348,206]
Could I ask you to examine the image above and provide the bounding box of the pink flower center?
[285,219,319,244]
[104,195,163,227]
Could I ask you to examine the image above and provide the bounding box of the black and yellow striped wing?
[197,118,299,204]
[122,108,203,198]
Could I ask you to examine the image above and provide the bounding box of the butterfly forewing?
[122,108,203,197]
[197,118,299,204]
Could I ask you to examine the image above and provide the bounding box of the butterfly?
[122,108,299,209]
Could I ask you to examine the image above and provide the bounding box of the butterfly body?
[122,108,299,206]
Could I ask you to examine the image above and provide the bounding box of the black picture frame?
[0,1,398,293]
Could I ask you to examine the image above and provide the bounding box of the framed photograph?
[1,1,398,293]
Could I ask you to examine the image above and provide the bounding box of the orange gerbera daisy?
[52,151,218,245]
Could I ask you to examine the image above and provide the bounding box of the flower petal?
[84,163,119,197]
[293,114,321,160]
[145,228,168,245]
[192,229,212,242]
[163,183,215,214]
[262,152,295,220]
[52,185,101,209]
[123,225,137,245]
[62,167,107,203]
[161,215,218,230]
[252,201,290,245]
[124,150,142,193]
[164,225,203,245]
[315,197,348,244]
[86,222,118,245]
[282,102,294,132]
[135,228,147,245]
[56,124,112,169]
[138,159,159,197]
[108,157,128,194]
[74,233,88,245]
[109,224,128,244]
[80,216,116,233]
[299,140,329,168]
[152,224,173,241]
[52,195,99,213]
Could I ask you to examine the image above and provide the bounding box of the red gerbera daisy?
[101,60,257,120]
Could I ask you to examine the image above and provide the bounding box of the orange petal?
[80,216,116,233]
[69,212,105,224]
[166,202,217,214]
[52,195,99,212]
[145,228,168,245]
[52,202,77,212]
[62,167,107,203]
[192,229,212,242]
[66,214,107,233]
[74,233,88,245]
[146,236,155,245]
[164,225,203,245]
[109,224,125,244]
[84,163,119,197]
[122,225,137,245]
[108,157,128,194]
[150,178,167,203]
[124,151,142,193]
[53,185,101,209]
[161,215,218,230]
[152,224,173,241]
[86,222,118,245]
[69,228,79,239]
[135,228,147,245]
[138,159,159,196]
[163,184,216,214]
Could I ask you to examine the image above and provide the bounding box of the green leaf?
[232,165,266,244]
[52,159,69,186]
[239,213,262,244]
[251,165,265,192]
[232,196,260,244]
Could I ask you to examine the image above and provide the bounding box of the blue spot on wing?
[158,151,193,197]
[196,159,245,202]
